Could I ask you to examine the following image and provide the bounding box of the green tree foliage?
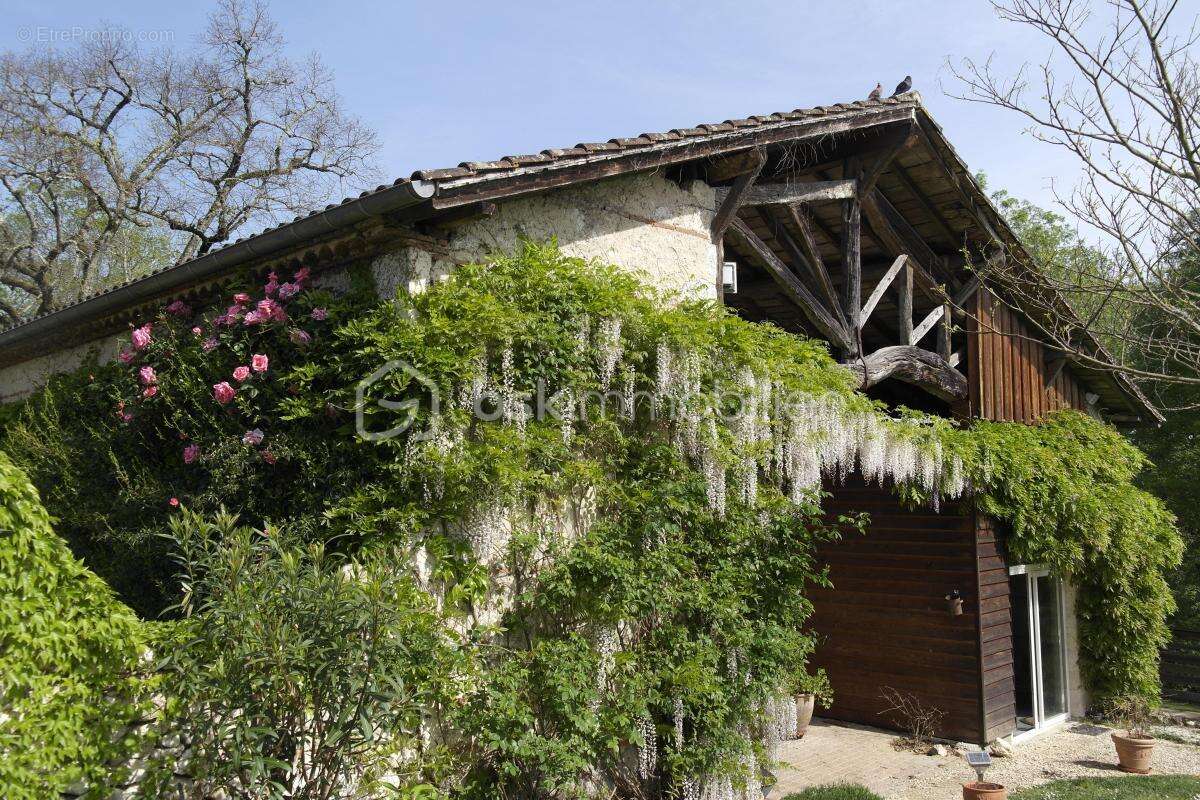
[961,413,1182,705]
[141,509,462,799]
[0,452,149,799]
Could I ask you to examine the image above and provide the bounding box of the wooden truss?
[710,138,974,402]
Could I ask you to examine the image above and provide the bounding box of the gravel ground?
[773,719,1200,800]
[902,722,1200,800]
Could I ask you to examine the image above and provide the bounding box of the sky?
[6,0,1200,223]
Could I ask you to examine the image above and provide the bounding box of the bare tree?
[0,0,377,323]
[948,0,1200,400]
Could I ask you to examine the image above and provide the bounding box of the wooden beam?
[841,345,968,402]
[842,191,863,351]
[859,125,917,196]
[715,179,857,207]
[710,148,766,239]
[707,149,770,183]
[937,301,953,360]
[953,276,981,309]
[768,210,849,331]
[911,305,944,345]
[727,218,854,352]
[860,254,908,329]
[894,161,959,244]
[1044,351,1068,388]
[875,188,955,291]
[785,204,844,326]
[898,258,913,344]
[860,190,944,298]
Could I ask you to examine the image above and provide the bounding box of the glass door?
[1010,566,1069,739]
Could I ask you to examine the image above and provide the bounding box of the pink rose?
[183,444,200,464]
[131,324,153,351]
[242,428,264,446]
[242,311,262,326]
[264,272,279,296]
[142,385,158,398]
[213,381,236,405]
[165,300,191,317]
[293,267,311,285]
[138,366,156,386]
[256,299,285,322]
[261,450,277,464]
[119,412,133,423]
[118,348,136,364]
[277,282,300,300]
[251,354,268,373]
[191,326,203,336]
[232,365,250,382]
[168,497,180,508]
[202,337,219,352]
[289,329,311,345]
[233,292,251,305]
[310,307,327,321]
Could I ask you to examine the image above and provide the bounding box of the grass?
[1010,775,1200,799]
[781,785,884,800]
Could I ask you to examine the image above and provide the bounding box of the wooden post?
[898,250,914,344]
[842,192,862,354]
[938,300,952,360]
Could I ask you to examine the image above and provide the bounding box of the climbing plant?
[0,453,151,799]
[0,240,1183,797]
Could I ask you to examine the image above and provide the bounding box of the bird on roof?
[891,75,913,96]
[868,83,882,101]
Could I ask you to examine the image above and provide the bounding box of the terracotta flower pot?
[1111,731,1155,774]
[962,782,1007,800]
[794,693,816,739]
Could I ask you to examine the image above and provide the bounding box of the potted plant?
[1109,695,1156,774]
[962,781,1007,800]
[791,669,832,739]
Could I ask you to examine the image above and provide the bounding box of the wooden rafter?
[859,125,917,196]
[894,161,959,244]
[714,179,856,207]
[767,209,849,330]
[860,190,944,298]
[727,218,854,352]
[711,148,766,239]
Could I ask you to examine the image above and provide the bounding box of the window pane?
[1036,576,1067,719]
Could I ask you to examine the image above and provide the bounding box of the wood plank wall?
[808,478,986,743]
[964,288,1087,741]
[975,514,1017,742]
[969,288,1086,421]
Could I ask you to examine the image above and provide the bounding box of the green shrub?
[141,508,463,799]
[0,452,149,799]
[782,784,884,800]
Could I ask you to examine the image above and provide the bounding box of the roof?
[0,93,1159,423]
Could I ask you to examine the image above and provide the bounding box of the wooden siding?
[969,287,1086,421]
[808,478,987,743]
[975,514,1016,742]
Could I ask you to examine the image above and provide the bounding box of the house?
[0,93,1160,746]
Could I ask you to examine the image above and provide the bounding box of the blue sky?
[7,0,1198,219]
